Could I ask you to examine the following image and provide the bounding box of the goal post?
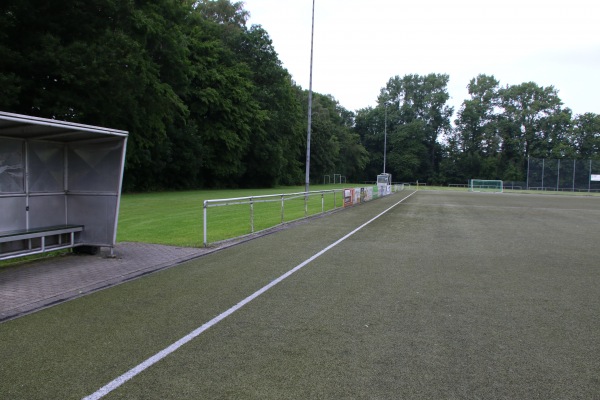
[469,179,503,193]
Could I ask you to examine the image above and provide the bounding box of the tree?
[541,108,574,158]
[497,82,564,159]
[0,1,21,110]
[377,73,453,181]
[450,74,501,180]
[496,82,566,181]
[183,2,265,187]
[237,25,304,187]
[354,106,384,181]
[571,113,600,159]
[193,0,248,26]
[0,0,192,190]
[6,0,597,190]
[335,109,370,181]
[302,93,340,181]
[298,92,368,183]
[387,120,430,182]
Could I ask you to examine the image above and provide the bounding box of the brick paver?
[0,242,218,322]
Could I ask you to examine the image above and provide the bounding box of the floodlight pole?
[305,0,315,193]
[383,103,388,174]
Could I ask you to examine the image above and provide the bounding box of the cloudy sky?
[243,0,599,117]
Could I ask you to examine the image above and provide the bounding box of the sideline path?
[0,195,398,323]
[0,242,219,322]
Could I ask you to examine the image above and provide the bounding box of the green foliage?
[0,0,309,190]
[442,76,597,184]
[356,73,453,182]
[498,82,564,159]
[571,113,600,159]
[238,25,305,187]
[299,92,369,182]
[117,186,347,246]
[1,1,598,189]
[354,106,384,181]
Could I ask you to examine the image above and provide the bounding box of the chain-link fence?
[525,158,600,192]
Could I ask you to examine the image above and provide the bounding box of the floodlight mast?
[305,0,315,193]
[383,102,388,174]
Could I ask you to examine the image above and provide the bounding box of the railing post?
[304,192,308,217]
[250,197,254,233]
[281,195,285,223]
[203,200,208,247]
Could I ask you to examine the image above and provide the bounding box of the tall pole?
[305,0,315,193]
[383,103,387,174]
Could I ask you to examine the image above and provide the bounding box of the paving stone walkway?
[0,242,220,322]
[0,211,327,323]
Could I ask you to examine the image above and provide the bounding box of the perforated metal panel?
[67,195,118,245]
[28,141,65,193]
[0,196,26,230]
[0,138,24,193]
[68,141,123,193]
[29,195,67,227]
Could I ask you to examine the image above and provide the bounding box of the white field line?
[82,191,416,400]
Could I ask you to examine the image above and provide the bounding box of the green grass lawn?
[117,184,356,247]
[0,184,362,269]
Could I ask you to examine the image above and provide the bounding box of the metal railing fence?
[202,185,407,246]
[203,190,344,246]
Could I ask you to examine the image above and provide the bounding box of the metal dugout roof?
[0,111,128,142]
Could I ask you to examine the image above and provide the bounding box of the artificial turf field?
[1,190,599,399]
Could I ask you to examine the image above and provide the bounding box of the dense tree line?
[443,75,600,184]
[357,73,599,185]
[1,1,598,190]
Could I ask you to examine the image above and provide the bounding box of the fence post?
[281,194,285,223]
[542,159,545,189]
[557,159,560,191]
[590,160,593,192]
[304,192,308,217]
[573,159,576,192]
[526,156,530,189]
[250,197,254,233]
[203,200,208,247]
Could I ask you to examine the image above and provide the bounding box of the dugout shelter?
[0,111,128,260]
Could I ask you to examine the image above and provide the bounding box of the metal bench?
[0,225,84,260]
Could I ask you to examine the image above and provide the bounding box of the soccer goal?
[469,179,503,193]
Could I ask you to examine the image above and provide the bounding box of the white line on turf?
[82,191,416,400]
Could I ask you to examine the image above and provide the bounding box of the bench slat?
[0,225,83,242]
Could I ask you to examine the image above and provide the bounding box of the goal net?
[469,179,503,193]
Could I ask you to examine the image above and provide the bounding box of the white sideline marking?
[82,191,416,400]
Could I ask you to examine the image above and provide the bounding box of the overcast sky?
[243,0,600,118]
